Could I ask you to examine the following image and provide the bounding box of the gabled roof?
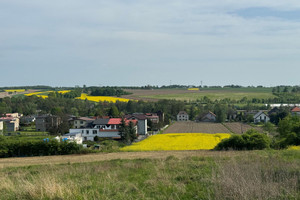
[77,117,94,121]
[178,111,188,115]
[93,118,110,125]
[254,111,269,119]
[125,114,147,120]
[291,106,300,112]
[108,118,122,125]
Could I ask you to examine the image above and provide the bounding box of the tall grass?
[0,151,298,199]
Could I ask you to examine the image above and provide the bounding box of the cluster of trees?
[118,119,137,144]
[89,87,131,97]
[0,136,83,158]
[215,129,271,150]
[275,115,300,148]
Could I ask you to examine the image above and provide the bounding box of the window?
[86,130,89,134]
[80,121,84,124]
[81,130,84,133]
[93,130,97,134]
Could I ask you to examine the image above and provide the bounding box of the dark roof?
[125,114,147,120]
[93,118,110,125]
[254,111,269,119]
[77,117,94,121]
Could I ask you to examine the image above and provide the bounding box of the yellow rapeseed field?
[25,91,51,96]
[5,89,25,92]
[121,133,231,151]
[57,90,71,94]
[288,146,300,150]
[188,88,199,91]
[76,93,130,103]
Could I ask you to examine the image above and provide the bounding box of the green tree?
[108,106,119,117]
[128,121,137,142]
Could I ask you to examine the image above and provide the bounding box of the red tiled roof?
[108,118,122,125]
[291,107,300,112]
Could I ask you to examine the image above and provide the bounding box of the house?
[253,111,270,123]
[69,118,138,141]
[145,113,159,124]
[73,117,94,128]
[200,111,216,122]
[177,111,189,121]
[291,106,300,116]
[20,115,36,125]
[125,114,148,135]
[0,113,21,132]
[35,115,62,132]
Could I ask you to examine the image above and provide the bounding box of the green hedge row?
[0,138,82,158]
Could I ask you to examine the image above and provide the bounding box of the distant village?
[1,103,300,144]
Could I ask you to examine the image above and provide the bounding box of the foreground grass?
[0,150,299,200]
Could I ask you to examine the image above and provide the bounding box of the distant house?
[20,115,36,125]
[145,113,159,124]
[0,113,21,132]
[35,115,62,132]
[200,111,216,122]
[125,114,148,135]
[291,106,300,116]
[73,117,94,129]
[69,118,138,141]
[177,111,189,121]
[253,111,270,123]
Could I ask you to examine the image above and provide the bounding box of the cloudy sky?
[1,0,300,87]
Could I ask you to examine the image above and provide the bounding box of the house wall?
[177,114,189,121]
[0,121,3,132]
[137,119,147,135]
[70,128,120,141]
[254,113,270,123]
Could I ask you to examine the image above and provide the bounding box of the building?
[145,113,159,124]
[177,111,189,121]
[35,115,62,132]
[0,113,21,132]
[73,117,94,129]
[291,106,300,116]
[20,115,36,125]
[200,111,217,122]
[125,114,148,135]
[253,111,270,123]
[69,118,138,141]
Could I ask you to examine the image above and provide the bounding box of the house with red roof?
[291,106,300,116]
[68,118,138,141]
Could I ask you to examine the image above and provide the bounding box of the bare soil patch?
[224,122,264,134]
[164,122,231,134]
[0,89,39,98]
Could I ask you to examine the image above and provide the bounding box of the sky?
[1,0,300,87]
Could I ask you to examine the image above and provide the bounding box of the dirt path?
[0,151,240,168]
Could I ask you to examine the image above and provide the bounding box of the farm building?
[35,115,62,132]
[177,111,189,121]
[200,111,217,122]
[253,111,270,123]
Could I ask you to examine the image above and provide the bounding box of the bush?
[215,129,270,150]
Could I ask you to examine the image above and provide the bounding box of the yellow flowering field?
[57,90,71,94]
[5,89,25,92]
[121,133,231,151]
[76,93,130,103]
[188,88,199,91]
[288,146,300,150]
[25,91,51,96]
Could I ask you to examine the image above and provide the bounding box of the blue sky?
[1,0,300,87]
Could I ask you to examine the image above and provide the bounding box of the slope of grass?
[0,150,299,200]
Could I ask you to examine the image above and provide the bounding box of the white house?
[177,111,189,121]
[69,118,138,142]
[253,111,270,123]
[201,111,217,122]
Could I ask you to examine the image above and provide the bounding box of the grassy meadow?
[141,90,275,101]
[0,150,299,200]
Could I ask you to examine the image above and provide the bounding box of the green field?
[142,90,275,101]
[0,150,299,200]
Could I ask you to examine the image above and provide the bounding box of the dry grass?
[0,151,299,199]
[213,153,300,200]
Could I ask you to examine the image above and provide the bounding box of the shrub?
[215,129,270,150]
